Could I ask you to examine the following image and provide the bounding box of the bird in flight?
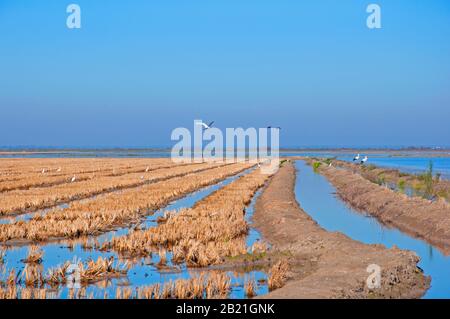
[197,121,214,130]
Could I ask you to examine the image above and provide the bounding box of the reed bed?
[0,162,217,216]
[117,271,231,299]
[268,259,289,291]
[0,163,251,242]
[108,168,270,267]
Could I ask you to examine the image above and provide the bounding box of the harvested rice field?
[0,158,273,299]
[2,155,450,299]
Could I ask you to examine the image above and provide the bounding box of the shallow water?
[294,160,450,298]
[336,155,450,179]
[0,169,268,299]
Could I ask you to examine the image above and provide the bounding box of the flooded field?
[0,158,270,299]
[2,156,449,299]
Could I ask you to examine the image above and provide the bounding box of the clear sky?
[1,0,449,148]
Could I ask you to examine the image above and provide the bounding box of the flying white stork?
[196,121,214,130]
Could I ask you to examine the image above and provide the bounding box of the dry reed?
[244,277,256,298]
[118,271,230,299]
[0,159,187,193]
[0,248,5,264]
[0,163,250,242]
[108,168,270,268]
[268,259,289,291]
[46,256,128,286]
[22,246,43,264]
[0,161,216,216]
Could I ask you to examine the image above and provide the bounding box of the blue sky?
[0,0,449,148]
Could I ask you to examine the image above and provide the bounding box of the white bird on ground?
[145,166,149,172]
[70,175,76,182]
[196,121,214,130]
[140,175,144,180]
[361,156,368,164]
[41,169,46,174]
[353,154,360,161]
[56,167,61,172]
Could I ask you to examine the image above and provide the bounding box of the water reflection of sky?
[294,160,450,299]
[0,169,268,299]
[336,155,450,179]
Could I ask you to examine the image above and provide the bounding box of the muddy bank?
[318,164,450,255]
[252,161,429,298]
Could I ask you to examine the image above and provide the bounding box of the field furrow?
[0,160,185,192]
[0,163,253,242]
[0,162,215,216]
[0,159,173,183]
[107,167,271,266]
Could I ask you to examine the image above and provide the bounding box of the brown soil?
[318,164,450,255]
[252,161,429,298]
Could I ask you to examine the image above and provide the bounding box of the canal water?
[294,160,450,298]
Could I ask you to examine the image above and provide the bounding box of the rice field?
[0,159,184,193]
[0,161,217,216]
[0,158,274,299]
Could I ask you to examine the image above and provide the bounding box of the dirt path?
[252,161,429,298]
[318,164,450,255]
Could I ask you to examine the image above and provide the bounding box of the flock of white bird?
[353,153,368,164]
[41,168,76,182]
